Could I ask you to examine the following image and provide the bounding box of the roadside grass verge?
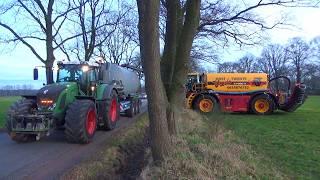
[0,96,20,128]
[223,96,320,179]
[62,113,149,179]
[142,110,286,179]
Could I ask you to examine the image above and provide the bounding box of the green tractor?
[6,61,141,144]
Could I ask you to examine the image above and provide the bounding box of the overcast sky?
[0,4,319,84]
[221,6,320,62]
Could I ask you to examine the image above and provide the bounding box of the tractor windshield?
[186,74,199,91]
[57,65,83,82]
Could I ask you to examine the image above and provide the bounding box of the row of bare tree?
[217,36,320,93]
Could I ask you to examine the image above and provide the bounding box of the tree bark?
[161,0,180,97]
[163,0,201,135]
[45,0,55,84]
[45,64,54,84]
[136,0,171,162]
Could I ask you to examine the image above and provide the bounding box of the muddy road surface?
[0,100,147,180]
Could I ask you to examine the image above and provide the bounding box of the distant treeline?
[306,89,320,95]
[0,90,38,97]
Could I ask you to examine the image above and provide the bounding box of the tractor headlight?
[40,99,54,106]
[82,65,89,72]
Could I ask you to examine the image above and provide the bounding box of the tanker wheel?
[125,99,135,117]
[65,100,97,144]
[102,90,119,130]
[136,99,140,114]
[194,95,218,113]
[250,94,275,115]
[134,100,138,115]
[6,99,37,143]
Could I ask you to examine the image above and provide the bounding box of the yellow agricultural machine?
[186,73,306,114]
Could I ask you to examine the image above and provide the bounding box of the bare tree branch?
[0,22,45,63]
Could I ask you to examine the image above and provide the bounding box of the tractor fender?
[22,95,37,100]
[75,96,95,101]
[97,84,118,101]
[97,84,119,128]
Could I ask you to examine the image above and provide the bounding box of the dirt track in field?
[0,100,147,180]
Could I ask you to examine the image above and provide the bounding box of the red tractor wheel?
[102,90,119,130]
[65,100,97,144]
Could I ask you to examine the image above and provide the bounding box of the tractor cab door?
[79,67,98,96]
[186,74,200,92]
[269,76,291,106]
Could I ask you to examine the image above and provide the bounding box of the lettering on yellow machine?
[204,73,269,92]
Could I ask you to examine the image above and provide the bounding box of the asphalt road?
[0,100,147,180]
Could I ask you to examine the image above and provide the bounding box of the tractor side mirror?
[33,68,39,80]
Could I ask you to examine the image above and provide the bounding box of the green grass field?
[0,96,20,128]
[223,96,320,179]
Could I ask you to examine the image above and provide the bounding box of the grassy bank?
[223,96,320,179]
[143,110,286,179]
[0,96,19,128]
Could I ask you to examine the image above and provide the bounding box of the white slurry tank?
[101,62,140,96]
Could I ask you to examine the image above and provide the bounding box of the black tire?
[65,100,97,144]
[6,99,37,143]
[101,90,119,130]
[134,100,138,115]
[250,94,275,115]
[194,94,219,113]
[136,99,140,114]
[125,99,135,117]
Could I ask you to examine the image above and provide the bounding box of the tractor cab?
[186,73,199,92]
[269,76,292,105]
[56,61,99,96]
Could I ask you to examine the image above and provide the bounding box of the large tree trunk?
[45,0,55,84]
[163,0,201,135]
[136,0,172,162]
[45,35,55,84]
[161,0,180,96]
[45,63,54,84]
[45,41,55,84]
[160,0,181,135]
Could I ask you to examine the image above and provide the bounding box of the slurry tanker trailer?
[186,73,306,114]
[6,60,141,143]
